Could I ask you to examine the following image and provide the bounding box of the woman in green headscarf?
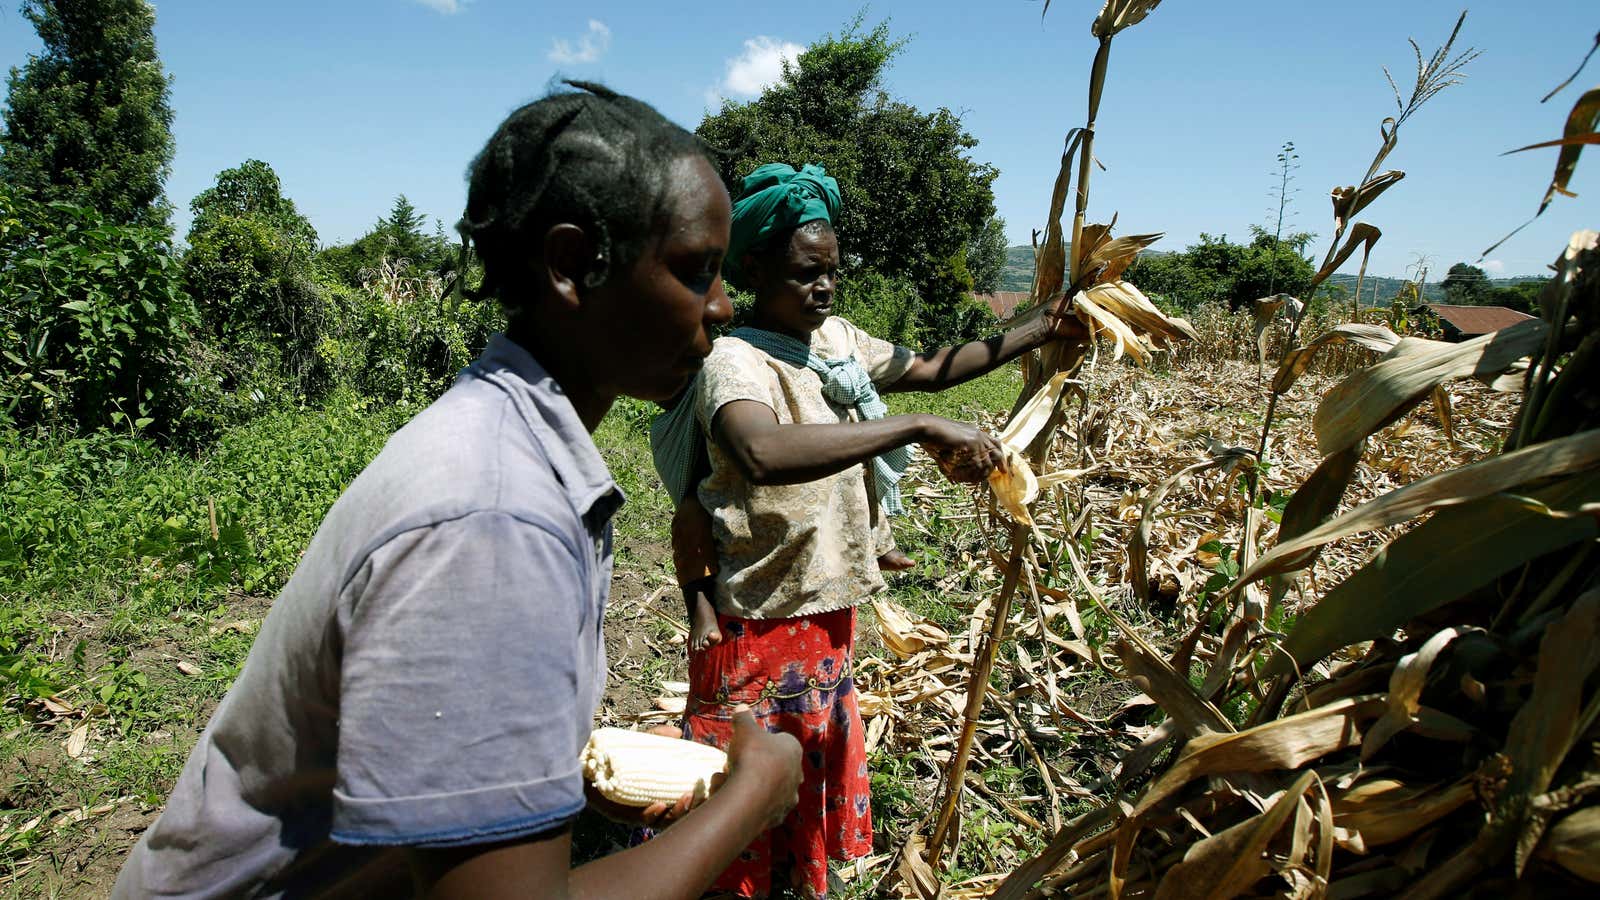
[659,162,1085,898]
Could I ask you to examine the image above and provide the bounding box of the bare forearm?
[715,408,930,485]
[569,780,773,900]
[889,314,1053,392]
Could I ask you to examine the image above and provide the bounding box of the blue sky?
[2,1,1594,278]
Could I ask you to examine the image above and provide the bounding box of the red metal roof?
[1425,304,1536,336]
[975,291,1031,318]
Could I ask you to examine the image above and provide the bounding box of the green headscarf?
[723,163,841,284]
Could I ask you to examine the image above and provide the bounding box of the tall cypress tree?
[0,0,176,227]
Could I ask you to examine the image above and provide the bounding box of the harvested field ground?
[0,347,1517,898]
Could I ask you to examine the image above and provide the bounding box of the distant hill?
[998,245,1036,293]
[998,245,1545,306]
[996,243,1172,293]
[1326,273,1547,307]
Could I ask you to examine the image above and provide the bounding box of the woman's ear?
[541,223,594,311]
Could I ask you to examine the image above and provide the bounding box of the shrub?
[0,190,198,435]
[835,267,921,346]
[183,212,330,397]
[918,253,996,347]
[317,265,501,403]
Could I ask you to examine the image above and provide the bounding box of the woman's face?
[590,155,734,402]
[750,223,840,339]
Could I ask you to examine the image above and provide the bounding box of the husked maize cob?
[581,728,728,807]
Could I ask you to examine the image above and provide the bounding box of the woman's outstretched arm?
[885,300,1087,393]
[712,401,1003,486]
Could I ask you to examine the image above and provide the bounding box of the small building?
[1422,303,1537,342]
[974,291,1030,319]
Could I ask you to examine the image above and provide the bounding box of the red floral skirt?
[683,607,873,898]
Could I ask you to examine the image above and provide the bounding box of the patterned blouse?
[694,316,914,620]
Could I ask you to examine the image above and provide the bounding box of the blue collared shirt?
[115,334,624,898]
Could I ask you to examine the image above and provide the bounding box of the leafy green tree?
[184,161,328,404]
[188,159,317,251]
[382,195,429,262]
[1440,262,1491,305]
[1125,228,1314,311]
[1484,280,1542,314]
[316,195,454,288]
[966,216,1008,295]
[1233,226,1316,305]
[0,0,175,227]
[696,17,997,342]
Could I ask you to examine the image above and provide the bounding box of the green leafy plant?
[0,189,199,435]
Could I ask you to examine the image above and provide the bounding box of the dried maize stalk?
[581,727,728,807]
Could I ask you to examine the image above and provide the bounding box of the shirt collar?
[474,333,625,525]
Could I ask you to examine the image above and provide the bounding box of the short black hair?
[458,81,708,310]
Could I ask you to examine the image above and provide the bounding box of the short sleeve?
[330,511,589,848]
[835,317,914,386]
[698,340,780,429]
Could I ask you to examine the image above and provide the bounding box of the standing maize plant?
[907,1,1198,887]
[988,21,1600,898]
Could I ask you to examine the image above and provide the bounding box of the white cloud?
[1481,259,1505,275]
[414,0,463,14]
[549,20,612,65]
[707,36,802,105]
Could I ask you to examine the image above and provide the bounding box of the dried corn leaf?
[1116,637,1232,739]
[874,598,951,660]
[999,371,1073,450]
[1501,589,1600,870]
[1312,223,1383,288]
[1332,776,1475,850]
[897,833,945,900]
[1263,441,1365,600]
[1130,448,1254,602]
[1035,466,1097,489]
[1539,806,1600,883]
[1075,292,1149,363]
[1520,86,1599,217]
[1252,294,1289,372]
[1431,385,1458,450]
[1074,221,1114,283]
[1083,232,1164,285]
[1091,0,1163,37]
[1153,771,1319,900]
[1273,324,1401,394]
[1133,696,1385,817]
[64,722,88,759]
[1362,627,1464,760]
[1032,135,1080,307]
[1238,429,1600,588]
[1313,317,1548,456]
[1085,281,1198,346]
[1330,171,1404,230]
[1265,469,1600,678]
[990,807,1121,900]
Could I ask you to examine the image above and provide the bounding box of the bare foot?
[877,548,916,571]
[690,593,723,651]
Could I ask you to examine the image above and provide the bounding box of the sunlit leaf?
[1274,324,1400,394]
[1240,429,1600,590]
[1313,318,1547,456]
[1091,0,1164,38]
[1263,470,1600,677]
